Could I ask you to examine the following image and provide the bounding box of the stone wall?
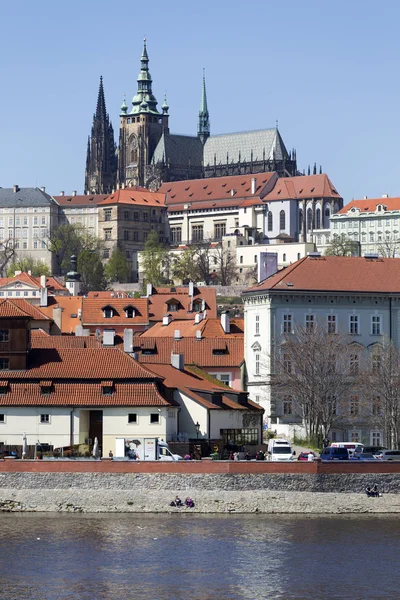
[1,471,400,514]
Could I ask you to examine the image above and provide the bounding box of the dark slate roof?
[0,187,56,208]
[203,128,289,166]
[152,133,203,167]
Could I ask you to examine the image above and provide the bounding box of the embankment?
[1,460,400,513]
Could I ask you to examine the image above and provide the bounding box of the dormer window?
[193,301,202,312]
[102,305,114,318]
[40,381,52,395]
[166,298,180,312]
[124,306,135,318]
[101,381,114,395]
[0,381,8,395]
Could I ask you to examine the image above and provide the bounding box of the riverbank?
[1,470,400,513]
[1,488,400,513]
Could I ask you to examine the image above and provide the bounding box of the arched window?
[268,211,273,231]
[240,256,243,264]
[307,208,313,231]
[283,253,287,262]
[297,253,301,260]
[316,208,321,229]
[325,207,330,217]
[299,209,303,227]
[130,136,138,163]
[279,210,286,231]
[254,255,257,263]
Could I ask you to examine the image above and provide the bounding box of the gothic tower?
[84,76,117,194]
[198,70,210,145]
[117,39,169,188]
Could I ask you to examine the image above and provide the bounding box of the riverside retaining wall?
[1,461,400,513]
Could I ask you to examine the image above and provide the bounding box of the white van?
[330,442,364,456]
[267,438,294,461]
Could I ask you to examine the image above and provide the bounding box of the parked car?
[363,446,387,454]
[374,450,400,461]
[320,447,349,461]
[350,452,378,461]
[297,452,316,461]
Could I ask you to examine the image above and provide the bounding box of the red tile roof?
[81,297,149,326]
[148,286,217,321]
[261,174,342,201]
[98,188,166,208]
[0,273,67,293]
[54,194,110,206]
[141,317,243,338]
[0,299,33,318]
[160,172,277,206]
[337,197,400,214]
[10,299,51,321]
[31,334,101,349]
[244,255,400,294]
[38,296,83,334]
[0,347,158,380]
[0,382,170,407]
[136,336,244,368]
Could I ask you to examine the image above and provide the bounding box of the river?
[0,513,399,599]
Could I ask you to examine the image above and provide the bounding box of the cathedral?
[84,41,298,194]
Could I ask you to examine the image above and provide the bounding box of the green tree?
[44,224,103,274]
[78,249,107,292]
[172,247,199,284]
[141,230,169,285]
[7,256,50,277]
[104,248,131,283]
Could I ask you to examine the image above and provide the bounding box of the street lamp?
[195,422,200,439]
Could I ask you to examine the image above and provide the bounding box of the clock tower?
[84,76,117,194]
[117,39,169,188]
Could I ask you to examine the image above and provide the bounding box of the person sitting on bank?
[365,486,372,497]
[372,484,380,497]
[185,497,195,508]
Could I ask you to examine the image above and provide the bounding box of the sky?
[1,0,400,203]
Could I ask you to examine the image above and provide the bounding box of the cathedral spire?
[84,76,117,195]
[198,70,210,144]
[131,38,160,115]
[95,76,107,120]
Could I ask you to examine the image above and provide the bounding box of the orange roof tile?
[0,381,171,407]
[337,197,400,214]
[10,299,51,321]
[160,172,277,205]
[81,297,149,326]
[0,347,158,380]
[261,174,342,201]
[0,299,32,318]
[141,317,243,338]
[0,273,67,293]
[31,335,101,349]
[38,296,83,334]
[136,336,243,368]
[98,188,166,208]
[244,255,400,294]
[54,194,110,206]
[148,286,217,321]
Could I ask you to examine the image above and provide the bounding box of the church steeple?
[84,76,117,194]
[131,39,160,115]
[198,70,210,144]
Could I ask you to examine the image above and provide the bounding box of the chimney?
[40,274,46,289]
[52,306,63,334]
[13,185,19,193]
[174,329,181,340]
[72,190,77,197]
[171,353,184,371]
[103,329,115,346]
[363,195,368,199]
[146,283,153,297]
[121,183,125,189]
[14,270,22,276]
[221,310,230,334]
[162,314,172,326]
[230,189,236,196]
[123,328,134,353]
[27,270,32,276]
[188,281,194,297]
[196,330,202,341]
[251,177,257,194]
[194,313,202,324]
[40,186,46,193]
[382,194,389,198]
[40,286,48,307]
[60,191,65,196]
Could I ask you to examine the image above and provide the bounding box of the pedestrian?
[233,451,239,461]
[307,452,314,462]
[229,452,234,461]
[245,451,251,461]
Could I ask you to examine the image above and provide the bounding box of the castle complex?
[84,40,299,194]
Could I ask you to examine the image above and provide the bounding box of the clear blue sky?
[0,0,399,203]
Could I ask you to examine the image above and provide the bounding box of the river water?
[0,513,399,600]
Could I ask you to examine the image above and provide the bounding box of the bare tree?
[377,236,400,258]
[273,322,354,443]
[325,234,359,256]
[362,339,400,448]
[214,244,237,286]
[0,239,17,276]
